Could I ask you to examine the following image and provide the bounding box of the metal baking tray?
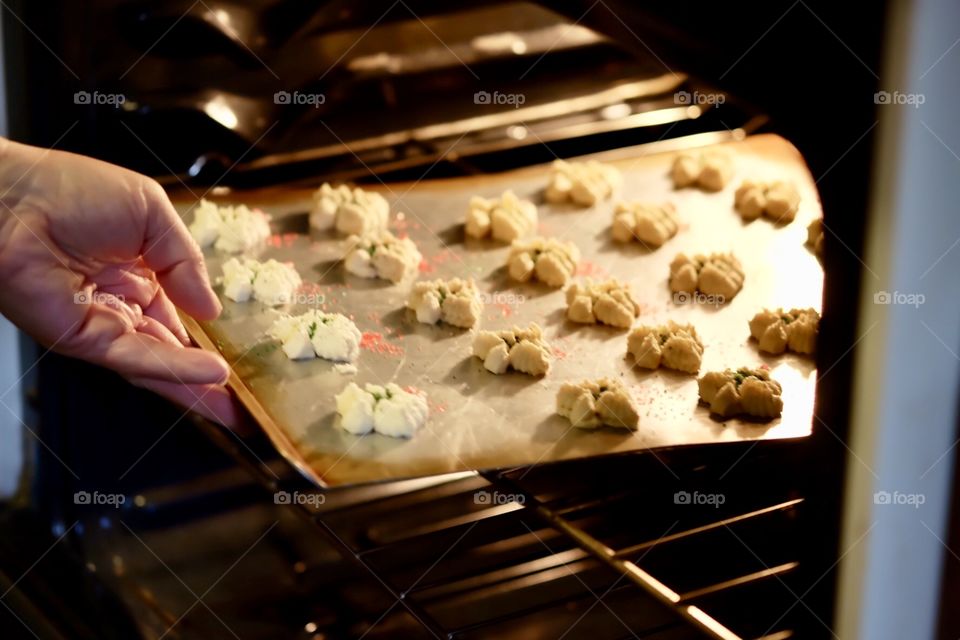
[176,134,822,488]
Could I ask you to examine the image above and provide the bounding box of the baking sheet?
[175,134,822,487]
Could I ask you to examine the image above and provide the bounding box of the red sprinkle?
[576,260,608,277]
[267,232,299,248]
[361,331,404,356]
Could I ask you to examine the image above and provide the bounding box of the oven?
[2,2,959,639]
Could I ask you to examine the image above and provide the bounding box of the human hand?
[0,138,241,427]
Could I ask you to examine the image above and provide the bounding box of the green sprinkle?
[307,321,318,339]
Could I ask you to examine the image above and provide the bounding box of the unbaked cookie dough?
[221,257,302,306]
[556,377,639,429]
[344,230,422,283]
[627,321,704,373]
[669,252,744,301]
[507,237,580,287]
[748,308,819,355]
[565,279,640,329]
[472,322,552,376]
[268,310,362,362]
[544,159,622,206]
[466,190,538,242]
[335,382,429,438]
[734,180,800,223]
[698,367,783,419]
[189,199,271,253]
[310,183,389,236]
[407,278,483,328]
[670,152,733,191]
[611,202,678,247]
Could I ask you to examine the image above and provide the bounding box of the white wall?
[0,7,24,499]
[837,0,960,638]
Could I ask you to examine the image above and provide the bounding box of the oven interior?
[1,1,887,638]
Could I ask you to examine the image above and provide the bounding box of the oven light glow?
[600,103,632,120]
[507,125,528,140]
[204,96,239,130]
[304,622,318,633]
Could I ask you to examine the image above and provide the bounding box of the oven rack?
[193,417,822,640]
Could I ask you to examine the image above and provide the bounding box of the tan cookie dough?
[566,279,640,329]
[344,230,422,283]
[734,180,801,223]
[507,237,580,287]
[472,322,552,376]
[310,183,389,235]
[807,218,824,255]
[611,202,678,247]
[748,308,819,355]
[670,151,733,191]
[556,377,639,429]
[407,278,483,328]
[698,367,783,419]
[669,252,744,301]
[627,321,704,373]
[466,190,538,242]
[544,159,622,206]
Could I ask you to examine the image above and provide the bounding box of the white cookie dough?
[466,190,538,242]
[472,322,552,376]
[698,367,783,419]
[544,159,622,206]
[221,257,302,306]
[407,278,483,328]
[344,231,422,283]
[310,183,389,235]
[189,199,271,253]
[611,202,678,247]
[670,151,733,191]
[669,252,744,301]
[565,279,640,329]
[627,321,704,374]
[268,310,362,362]
[807,218,824,255]
[734,180,801,223]
[749,308,819,355]
[335,382,429,438]
[507,237,580,287]
[556,377,639,429]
